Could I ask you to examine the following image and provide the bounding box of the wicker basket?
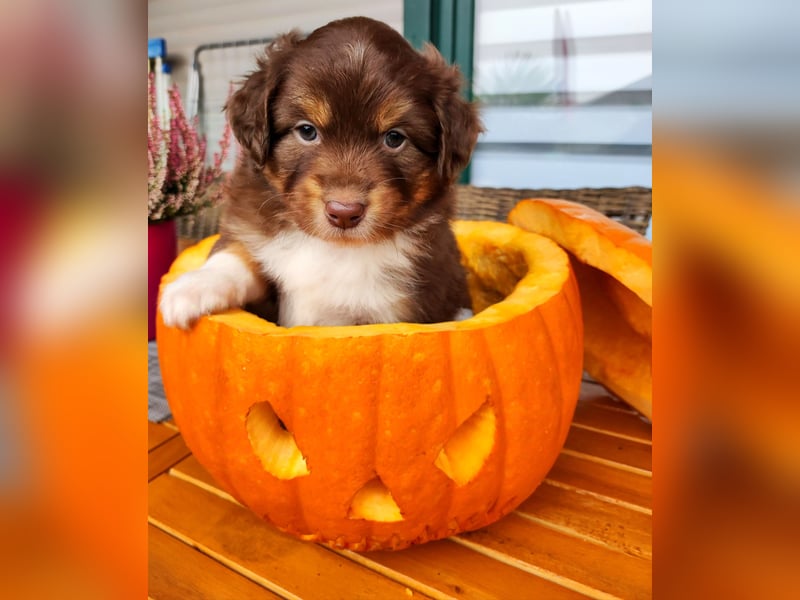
[177,204,223,242]
[178,184,652,241]
[455,185,652,234]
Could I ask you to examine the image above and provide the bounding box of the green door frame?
[404,0,477,182]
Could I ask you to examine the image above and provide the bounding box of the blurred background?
[655,1,800,598]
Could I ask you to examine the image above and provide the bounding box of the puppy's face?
[226,17,481,244]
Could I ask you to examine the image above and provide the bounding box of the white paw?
[159,269,243,329]
[159,251,267,330]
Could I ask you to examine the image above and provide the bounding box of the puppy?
[160,17,482,328]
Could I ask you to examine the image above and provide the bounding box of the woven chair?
[178,185,652,241]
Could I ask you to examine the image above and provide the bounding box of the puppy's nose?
[325,201,365,229]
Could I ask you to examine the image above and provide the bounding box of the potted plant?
[147,71,232,340]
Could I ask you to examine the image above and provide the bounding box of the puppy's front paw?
[159,269,238,329]
[159,249,268,330]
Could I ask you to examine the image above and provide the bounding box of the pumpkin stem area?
[246,401,310,480]
[435,402,496,486]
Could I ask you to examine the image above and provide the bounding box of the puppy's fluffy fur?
[160,17,482,328]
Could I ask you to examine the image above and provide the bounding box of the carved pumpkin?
[508,199,652,419]
[157,221,583,550]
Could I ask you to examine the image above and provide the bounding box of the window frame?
[404,0,477,182]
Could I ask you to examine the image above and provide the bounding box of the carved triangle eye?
[246,401,310,480]
[348,476,404,522]
[435,401,496,486]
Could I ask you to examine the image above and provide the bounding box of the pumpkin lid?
[508,198,652,307]
[509,198,652,420]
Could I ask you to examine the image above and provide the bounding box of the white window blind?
[471,0,652,188]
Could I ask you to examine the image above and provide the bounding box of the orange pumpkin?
[157,221,583,550]
[508,199,652,419]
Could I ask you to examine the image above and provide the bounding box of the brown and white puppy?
[160,17,482,328]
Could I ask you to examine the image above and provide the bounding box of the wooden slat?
[171,455,222,490]
[516,482,652,559]
[149,421,179,451]
[572,403,652,443]
[457,513,651,600]
[174,456,597,597]
[149,474,432,600]
[149,434,192,482]
[173,455,590,599]
[149,524,281,600]
[585,394,640,415]
[169,455,240,505]
[175,456,595,598]
[564,427,652,473]
[353,539,590,600]
[545,453,652,510]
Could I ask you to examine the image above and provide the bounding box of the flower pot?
[148,219,177,340]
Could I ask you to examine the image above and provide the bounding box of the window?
[470,0,652,188]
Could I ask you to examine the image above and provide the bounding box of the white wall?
[148,0,403,98]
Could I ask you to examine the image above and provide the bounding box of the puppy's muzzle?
[325,201,365,229]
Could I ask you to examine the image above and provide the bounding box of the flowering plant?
[148,72,232,222]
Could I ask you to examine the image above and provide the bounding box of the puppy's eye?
[294,122,319,144]
[384,130,406,150]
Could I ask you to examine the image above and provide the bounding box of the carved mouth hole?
[348,476,404,522]
[435,401,496,486]
[246,401,310,480]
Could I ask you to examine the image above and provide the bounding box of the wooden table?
[148,381,652,599]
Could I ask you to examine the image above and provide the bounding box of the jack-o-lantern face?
[157,221,583,550]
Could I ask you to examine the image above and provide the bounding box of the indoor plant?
[147,71,232,339]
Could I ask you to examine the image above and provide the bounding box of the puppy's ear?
[422,43,483,181]
[226,32,302,166]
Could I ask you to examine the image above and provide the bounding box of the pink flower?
[148,71,233,222]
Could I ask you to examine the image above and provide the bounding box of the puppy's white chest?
[255,231,416,327]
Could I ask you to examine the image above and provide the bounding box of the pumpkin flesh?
[157,221,583,550]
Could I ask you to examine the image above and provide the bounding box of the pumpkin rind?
[508,199,652,419]
[157,221,583,550]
